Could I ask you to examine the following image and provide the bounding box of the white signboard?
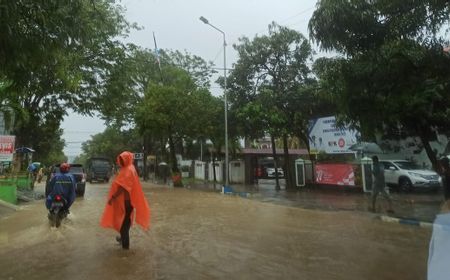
[133,153,144,160]
[0,135,15,162]
[308,116,359,154]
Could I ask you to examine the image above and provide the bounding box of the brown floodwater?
[0,182,431,280]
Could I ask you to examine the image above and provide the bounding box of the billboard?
[308,116,359,154]
[0,135,15,162]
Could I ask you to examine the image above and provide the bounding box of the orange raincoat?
[100,151,151,232]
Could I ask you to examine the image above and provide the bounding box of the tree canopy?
[135,66,221,172]
[309,0,450,170]
[75,127,141,165]
[0,0,131,164]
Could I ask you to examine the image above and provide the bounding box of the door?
[381,161,397,185]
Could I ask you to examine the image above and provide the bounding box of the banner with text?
[314,163,355,186]
[0,135,15,162]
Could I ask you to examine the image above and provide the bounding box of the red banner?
[315,163,355,186]
[0,135,15,161]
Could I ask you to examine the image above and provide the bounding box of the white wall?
[229,160,245,183]
[376,134,449,169]
[194,161,206,180]
[208,161,223,182]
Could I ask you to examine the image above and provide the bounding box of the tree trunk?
[271,134,281,191]
[168,131,178,172]
[212,152,217,183]
[143,136,147,181]
[417,126,438,172]
[298,133,313,161]
[283,134,294,190]
[168,127,182,187]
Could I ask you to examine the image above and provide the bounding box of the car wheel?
[399,178,413,192]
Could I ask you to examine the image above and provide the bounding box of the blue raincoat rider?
[45,163,76,212]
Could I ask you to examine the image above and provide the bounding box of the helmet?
[59,163,70,173]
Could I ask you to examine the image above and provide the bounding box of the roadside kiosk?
[295,158,313,187]
[361,157,373,193]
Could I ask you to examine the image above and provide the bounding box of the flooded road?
[0,182,431,280]
[186,178,443,222]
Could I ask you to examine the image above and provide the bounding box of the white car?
[266,166,284,178]
[379,160,441,192]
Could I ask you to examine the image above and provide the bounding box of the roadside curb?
[379,215,433,228]
[223,191,252,198]
[0,199,20,211]
[221,186,252,198]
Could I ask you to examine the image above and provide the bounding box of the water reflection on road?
[244,179,442,222]
[0,182,431,280]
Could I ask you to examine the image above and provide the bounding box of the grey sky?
[63,0,319,156]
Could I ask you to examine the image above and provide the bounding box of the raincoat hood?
[101,151,151,232]
[117,151,133,167]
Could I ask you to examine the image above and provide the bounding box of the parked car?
[379,160,441,192]
[257,158,284,178]
[265,165,284,178]
[45,163,87,197]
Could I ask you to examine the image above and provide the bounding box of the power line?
[278,6,315,25]
[285,19,308,29]
[212,46,224,64]
[255,5,316,34]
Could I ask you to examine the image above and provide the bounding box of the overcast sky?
[62,0,319,156]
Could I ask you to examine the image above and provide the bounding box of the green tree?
[135,66,219,177]
[309,0,450,170]
[98,47,216,182]
[99,46,215,127]
[77,127,141,165]
[166,50,215,89]
[99,45,161,127]
[0,1,131,161]
[227,22,315,189]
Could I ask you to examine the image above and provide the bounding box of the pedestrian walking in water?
[101,151,151,249]
[371,156,394,213]
[438,157,450,204]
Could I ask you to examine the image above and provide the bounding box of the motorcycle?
[48,194,68,228]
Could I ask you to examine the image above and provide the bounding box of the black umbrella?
[15,147,35,153]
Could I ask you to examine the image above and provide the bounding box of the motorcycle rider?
[45,163,77,215]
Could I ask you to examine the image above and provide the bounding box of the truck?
[86,157,112,183]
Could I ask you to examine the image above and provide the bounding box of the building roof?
[240,148,309,155]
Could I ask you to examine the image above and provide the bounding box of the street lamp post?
[199,16,229,188]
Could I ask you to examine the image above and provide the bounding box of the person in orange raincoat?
[100,151,151,249]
